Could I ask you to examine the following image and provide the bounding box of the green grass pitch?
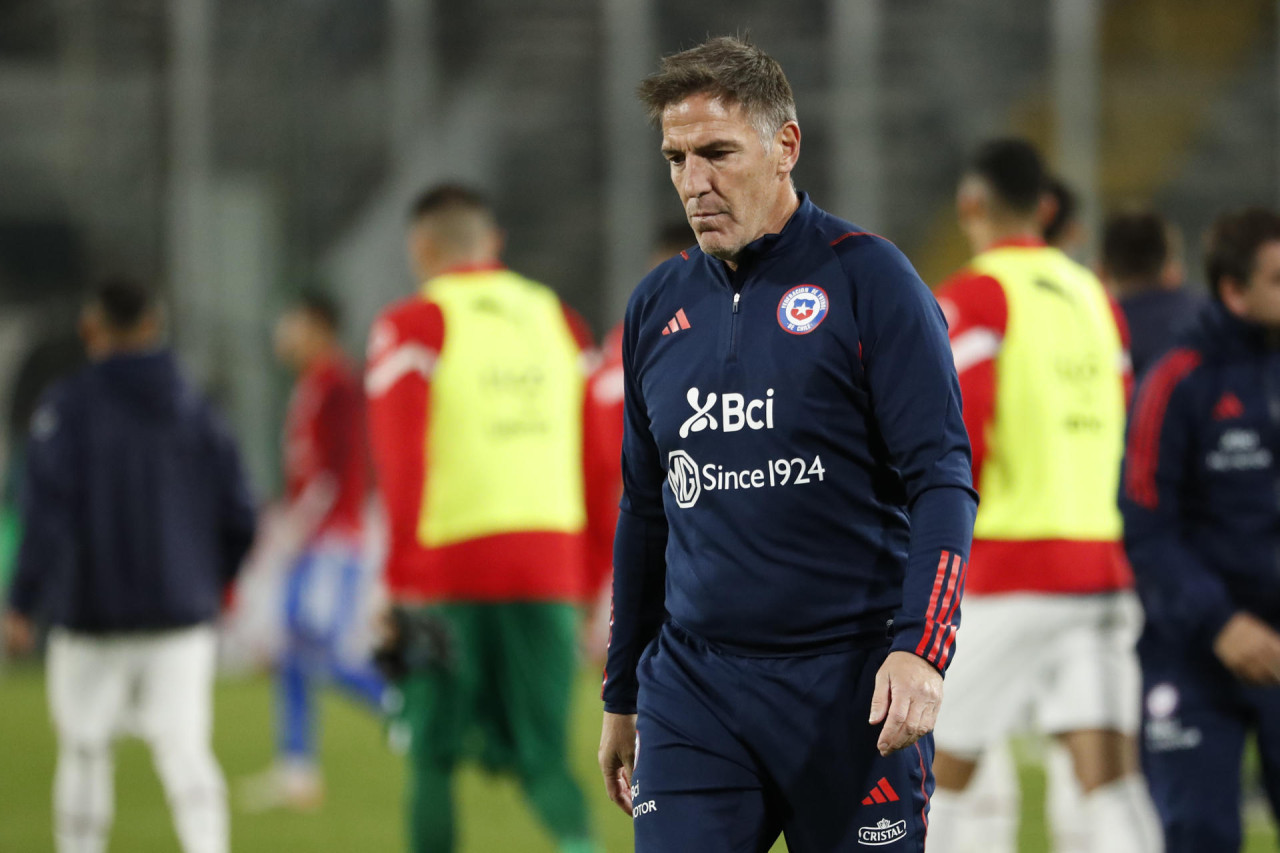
[0,664,1276,851]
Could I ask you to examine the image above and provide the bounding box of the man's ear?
[1219,276,1249,318]
[775,121,801,177]
[956,186,985,226]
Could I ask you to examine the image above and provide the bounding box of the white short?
[47,624,217,747]
[932,591,1142,756]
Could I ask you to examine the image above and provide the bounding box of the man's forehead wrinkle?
[660,129,743,155]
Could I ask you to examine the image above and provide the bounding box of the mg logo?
[679,387,775,438]
[667,450,701,509]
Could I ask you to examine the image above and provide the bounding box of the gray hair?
[637,36,798,145]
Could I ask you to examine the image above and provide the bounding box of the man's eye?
[667,156,685,166]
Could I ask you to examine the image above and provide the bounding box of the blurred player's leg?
[499,602,596,853]
[136,626,228,853]
[402,604,481,853]
[949,742,1019,853]
[325,547,386,707]
[929,595,1044,852]
[1043,594,1159,852]
[47,631,129,853]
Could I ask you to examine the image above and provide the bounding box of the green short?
[398,601,580,774]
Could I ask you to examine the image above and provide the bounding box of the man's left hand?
[868,650,943,756]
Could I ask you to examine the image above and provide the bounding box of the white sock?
[1046,743,1088,853]
[54,743,113,853]
[1084,775,1163,853]
[152,743,229,853]
[961,747,1020,853]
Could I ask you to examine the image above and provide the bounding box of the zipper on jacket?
[729,290,741,358]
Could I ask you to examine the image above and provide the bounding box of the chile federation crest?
[777,285,829,335]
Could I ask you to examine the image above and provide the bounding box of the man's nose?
[680,157,713,198]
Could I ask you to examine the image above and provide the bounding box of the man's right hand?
[1214,612,1280,685]
[598,711,637,815]
[2,610,34,657]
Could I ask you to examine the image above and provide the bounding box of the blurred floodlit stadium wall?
[0,0,1277,502]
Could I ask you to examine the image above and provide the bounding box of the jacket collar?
[716,191,816,272]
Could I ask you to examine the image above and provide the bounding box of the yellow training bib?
[968,246,1126,542]
[418,270,587,548]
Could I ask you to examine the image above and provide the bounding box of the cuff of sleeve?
[603,701,638,715]
[889,627,946,675]
[890,622,952,676]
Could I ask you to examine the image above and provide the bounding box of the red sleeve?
[559,303,616,603]
[935,271,1007,483]
[583,320,626,602]
[561,304,596,353]
[315,372,360,485]
[365,300,444,580]
[1107,293,1135,406]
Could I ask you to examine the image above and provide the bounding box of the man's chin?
[695,233,743,263]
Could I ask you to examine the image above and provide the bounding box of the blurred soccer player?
[600,37,977,851]
[240,291,385,812]
[365,185,600,853]
[1102,209,1205,378]
[583,221,694,661]
[2,278,255,853]
[929,139,1161,852]
[1121,208,1280,852]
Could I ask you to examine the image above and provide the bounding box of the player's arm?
[847,240,979,754]
[278,381,356,551]
[936,271,1006,479]
[599,294,668,813]
[1106,293,1135,405]
[583,355,625,605]
[4,389,78,654]
[1120,351,1280,682]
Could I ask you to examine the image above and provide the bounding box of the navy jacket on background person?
[603,193,978,714]
[6,350,256,633]
[1119,287,1207,379]
[1121,301,1280,654]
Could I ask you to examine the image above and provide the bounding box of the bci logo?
[679,387,776,438]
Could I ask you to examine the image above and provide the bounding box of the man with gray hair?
[598,36,977,850]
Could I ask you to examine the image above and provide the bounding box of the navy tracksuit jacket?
[7,350,257,633]
[1120,302,1280,852]
[605,195,977,851]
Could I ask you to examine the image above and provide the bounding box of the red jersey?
[283,355,367,539]
[936,237,1134,595]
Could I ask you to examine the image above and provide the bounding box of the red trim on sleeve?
[915,551,966,668]
[1125,348,1201,509]
[830,230,889,247]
